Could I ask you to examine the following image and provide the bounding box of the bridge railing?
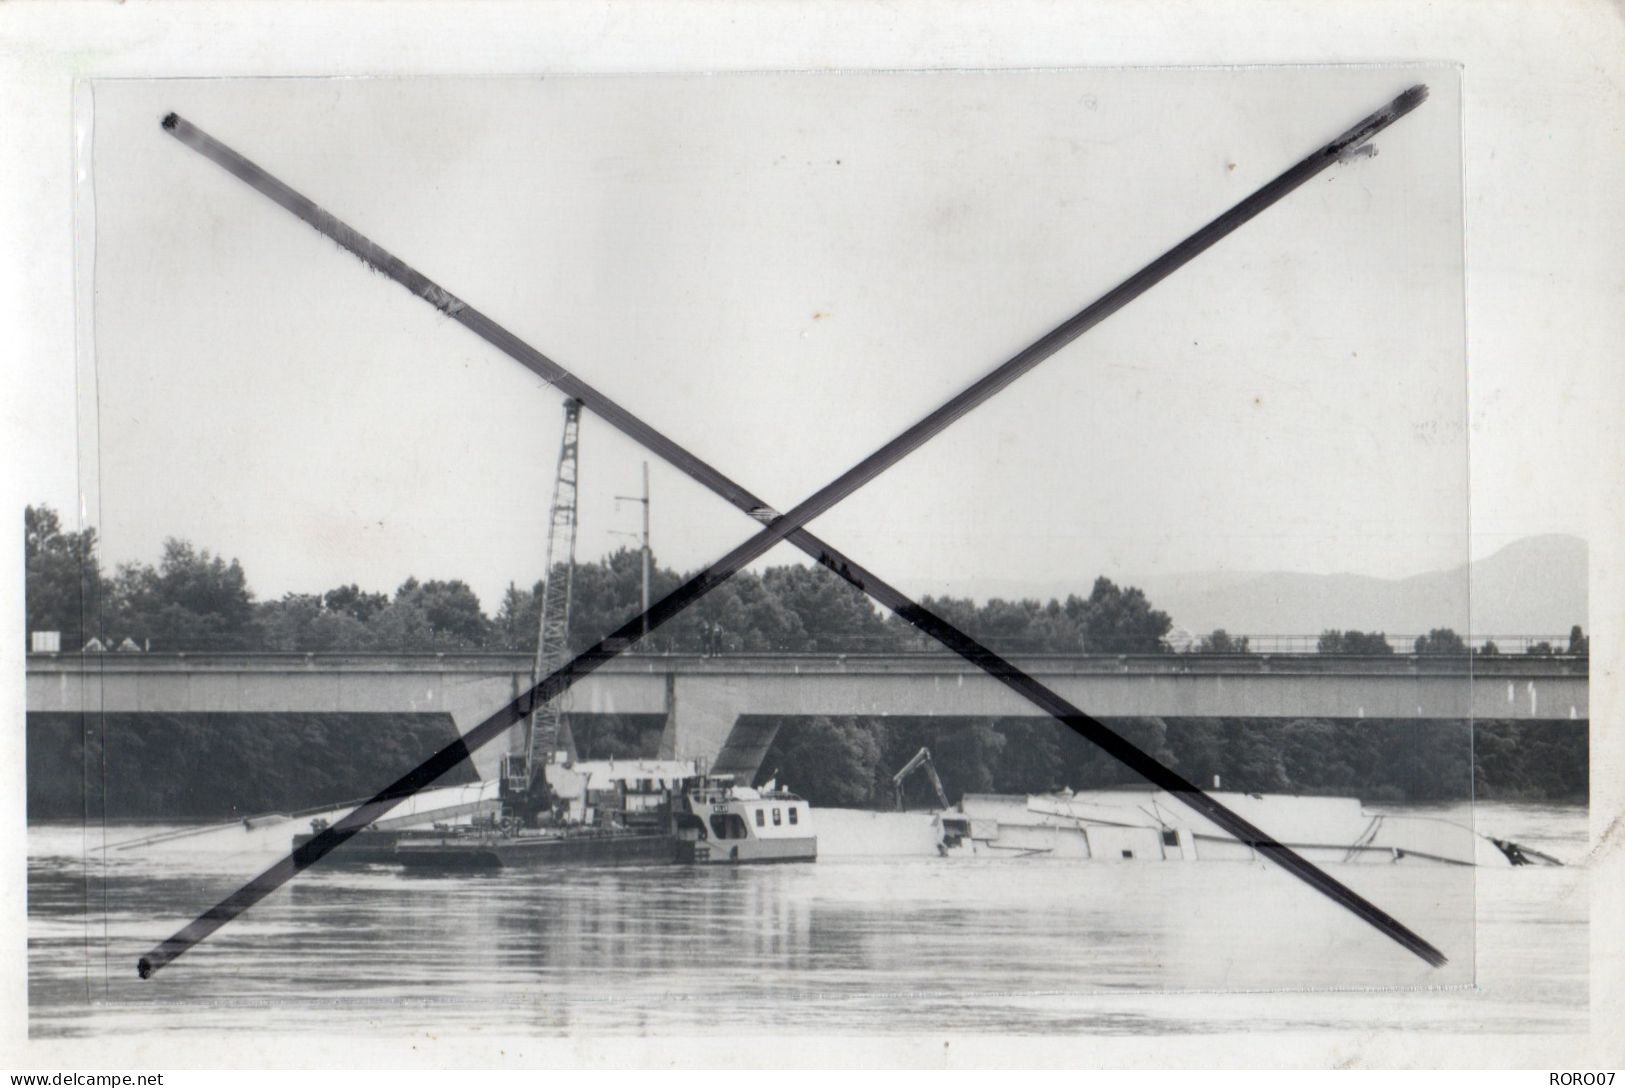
[26,632,1585,658]
[1169,633,1585,655]
[23,649,1588,678]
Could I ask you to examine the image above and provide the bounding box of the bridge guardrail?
[24,649,1588,678]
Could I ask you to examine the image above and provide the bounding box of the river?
[26,802,1588,1038]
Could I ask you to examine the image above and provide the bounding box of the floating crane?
[891,747,950,812]
[501,398,584,823]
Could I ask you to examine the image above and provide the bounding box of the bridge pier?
[655,674,769,776]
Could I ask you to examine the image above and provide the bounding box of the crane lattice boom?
[504,398,583,812]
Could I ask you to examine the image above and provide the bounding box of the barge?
[287,780,505,863]
[391,759,817,870]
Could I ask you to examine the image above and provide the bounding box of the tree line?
[24,503,1177,656]
[1316,626,1589,657]
[25,709,1586,820]
[24,503,1586,658]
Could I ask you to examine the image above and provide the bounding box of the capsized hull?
[937,791,1561,867]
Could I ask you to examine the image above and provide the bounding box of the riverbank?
[25,712,1588,821]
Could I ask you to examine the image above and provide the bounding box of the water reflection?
[27,804,1587,1038]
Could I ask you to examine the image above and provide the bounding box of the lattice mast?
[519,398,583,798]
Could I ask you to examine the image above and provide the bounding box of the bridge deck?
[28,652,1588,781]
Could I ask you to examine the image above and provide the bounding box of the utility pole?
[615,461,651,639]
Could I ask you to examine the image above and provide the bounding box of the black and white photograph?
[3,1,1621,1073]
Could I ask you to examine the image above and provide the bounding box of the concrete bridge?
[26,651,1588,782]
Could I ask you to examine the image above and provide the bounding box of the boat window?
[788,807,798,825]
[755,809,765,827]
[1121,849,1134,859]
[1161,829,1178,847]
[708,814,749,840]
[772,808,782,826]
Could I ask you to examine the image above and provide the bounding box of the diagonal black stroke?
[160,87,1423,538]
[141,85,1442,977]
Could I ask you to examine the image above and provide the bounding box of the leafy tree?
[1024,598,1083,652]
[1197,628,1250,654]
[390,578,490,649]
[561,555,870,656]
[991,719,1067,793]
[758,564,893,652]
[888,596,980,651]
[491,581,537,652]
[259,592,323,651]
[1063,716,1178,789]
[724,572,811,651]
[1398,721,1472,801]
[926,721,1006,800]
[1279,718,1357,793]
[565,547,649,652]
[1317,629,1394,654]
[1474,719,1586,801]
[352,577,491,651]
[965,598,1059,653]
[571,713,664,760]
[1167,718,1229,789]
[258,592,377,652]
[1476,640,1500,657]
[1066,577,1173,653]
[322,584,389,624]
[312,610,377,651]
[24,504,103,649]
[759,716,883,806]
[106,539,260,651]
[366,597,437,650]
[1414,627,1467,655]
[1525,640,1556,656]
[1222,720,1291,793]
[1568,625,1589,658]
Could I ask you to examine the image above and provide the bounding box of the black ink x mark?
[139,85,1439,978]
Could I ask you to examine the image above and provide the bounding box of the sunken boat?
[931,789,1562,867]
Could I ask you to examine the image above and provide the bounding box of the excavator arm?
[891,747,951,811]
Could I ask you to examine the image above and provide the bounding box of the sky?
[62,67,1473,611]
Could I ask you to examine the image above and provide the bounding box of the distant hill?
[1145,535,1587,639]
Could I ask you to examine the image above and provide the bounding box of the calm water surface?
[27,803,1588,1037]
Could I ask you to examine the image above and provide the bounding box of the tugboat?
[672,776,818,865]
